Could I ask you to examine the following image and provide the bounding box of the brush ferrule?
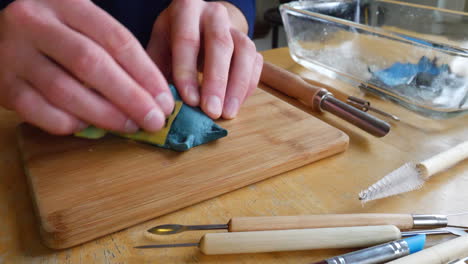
[412,215,448,229]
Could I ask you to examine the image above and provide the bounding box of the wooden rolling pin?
[137,225,402,255]
[387,235,468,264]
[260,61,391,137]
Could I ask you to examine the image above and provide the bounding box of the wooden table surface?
[1,47,467,263]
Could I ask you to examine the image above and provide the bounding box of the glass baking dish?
[280,0,468,118]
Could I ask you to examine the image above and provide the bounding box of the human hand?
[0,0,174,135]
[147,0,263,120]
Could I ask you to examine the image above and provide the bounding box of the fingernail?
[206,95,222,118]
[124,119,139,133]
[143,108,165,132]
[223,97,239,119]
[155,92,174,116]
[76,121,88,132]
[185,85,200,105]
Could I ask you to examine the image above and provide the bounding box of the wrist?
[218,1,248,34]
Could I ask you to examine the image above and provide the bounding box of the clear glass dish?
[280,0,468,118]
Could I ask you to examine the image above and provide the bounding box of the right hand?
[0,0,174,135]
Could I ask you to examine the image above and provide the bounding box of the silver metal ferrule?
[317,93,391,137]
[326,240,410,264]
[412,214,449,229]
[313,89,333,112]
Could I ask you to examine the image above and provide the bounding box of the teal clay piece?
[76,85,228,151]
[165,85,228,151]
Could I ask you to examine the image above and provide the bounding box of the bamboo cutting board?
[17,88,348,249]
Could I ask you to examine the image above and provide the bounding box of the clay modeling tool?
[387,235,468,264]
[260,62,391,137]
[148,213,468,235]
[137,225,403,254]
[359,141,468,202]
[310,234,426,264]
[408,227,467,237]
[137,227,464,255]
[447,257,468,264]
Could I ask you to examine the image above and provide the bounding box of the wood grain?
[1,48,467,263]
[16,88,348,249]
[200,225,401,255]
[228,214,414,231]
[261,61,324,110]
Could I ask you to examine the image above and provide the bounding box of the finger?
[200,3,234,119]
[9,78,85,135]
[23,11,166,132]
[222,30,257,119]
[0,72,16,110]
[147,10,172,81]
[52,0,174,115]
[169,0,204,106]
[245,53,264,101]
[20,51,139,133]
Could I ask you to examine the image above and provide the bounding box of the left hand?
[147,0,263,120]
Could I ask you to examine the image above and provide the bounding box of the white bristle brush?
[359,141,468,202]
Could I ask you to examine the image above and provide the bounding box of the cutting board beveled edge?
[17,88,349,249]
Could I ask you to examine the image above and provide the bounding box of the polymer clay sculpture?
[75,85,228,151]
[370,56,449,87]
[369,56,467,110]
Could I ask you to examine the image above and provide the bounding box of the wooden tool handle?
[228,214,414,232]
[419,141,468,179]
[199,225,401,255]
[260,61,325,110]
[387,235,468,264]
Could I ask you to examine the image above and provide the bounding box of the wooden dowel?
[260,61,326,111]
[200,225,401,255]
[228,214,414,232]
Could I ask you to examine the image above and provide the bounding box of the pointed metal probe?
[135,242,199,249]
[148,224,228,235]
[347,96,400,121]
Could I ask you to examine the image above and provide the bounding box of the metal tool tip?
[358,192,368,200]
[134,243,200,249]
[147,224,182,235]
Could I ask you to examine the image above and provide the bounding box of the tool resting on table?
[139,225,401,254]
[260,62,391,137]
[387,235,468,264]
[149,213,468,235]
[360,141,468,202]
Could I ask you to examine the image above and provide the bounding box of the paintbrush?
[359,141,468,202]
[387,234,468,264]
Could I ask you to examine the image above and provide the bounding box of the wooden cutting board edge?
[17,132,348,249]
[16,87,350,249]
